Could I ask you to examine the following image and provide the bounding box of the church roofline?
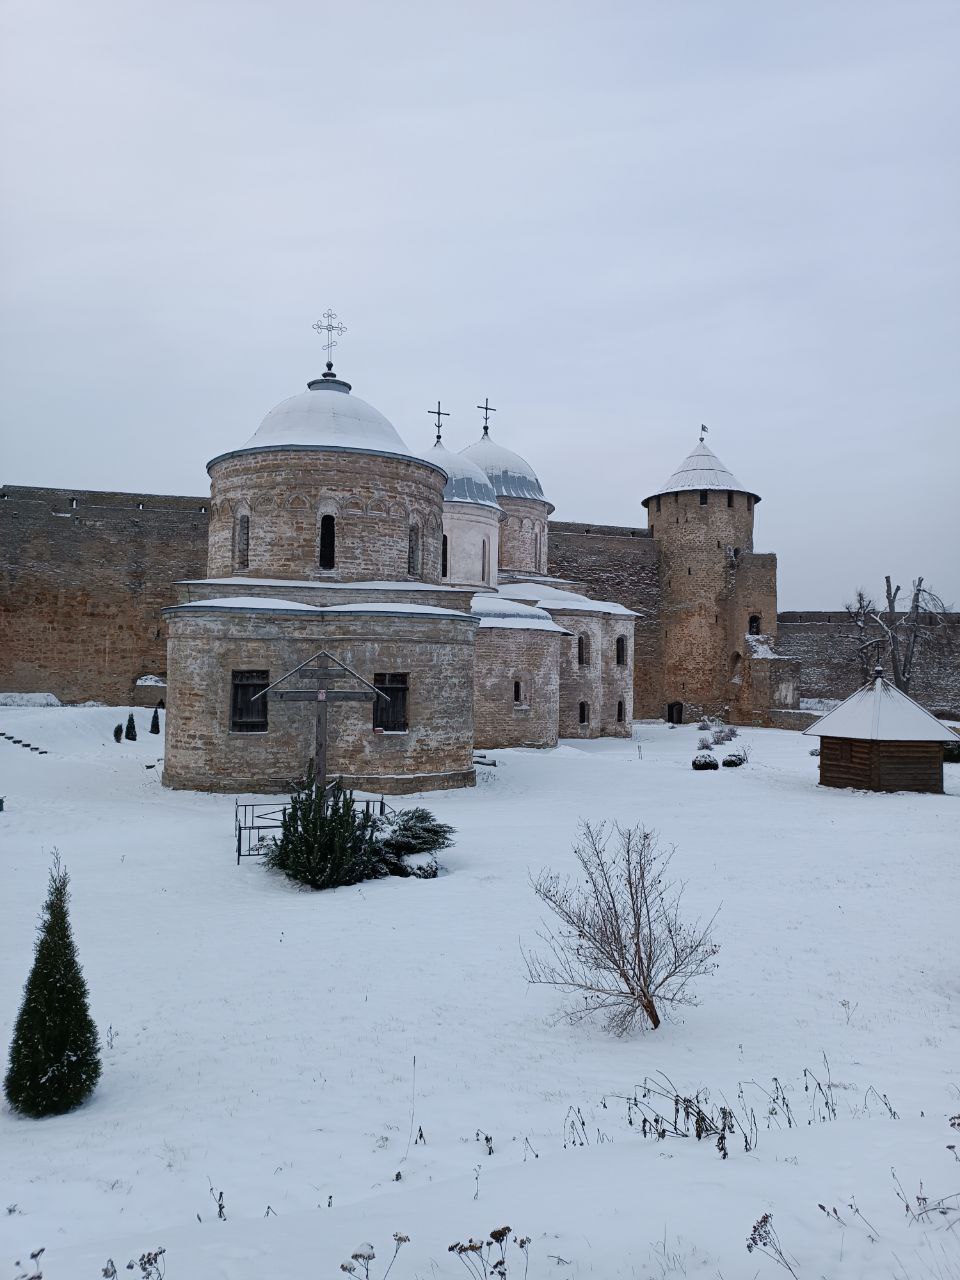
[206,442,450,479]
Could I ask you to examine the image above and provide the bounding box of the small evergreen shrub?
[149,707,161,735]
[124,714,137,742]
[379,808,454,859]
[692,752,719,771]
[113,724,123,743]
[722,752,746,767]
[264,777,380,891]
[944,739,960,764]
[4,854,101,1117]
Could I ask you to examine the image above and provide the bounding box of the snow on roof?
[314,603,477,621]
[460,432,552,507]
[496,581,637,617]
[470,593,570,633]
[165,596,323,614]
[803,674,957,743]
[426,442,501,510]
[643,440,759,506]
[207,373,443,474]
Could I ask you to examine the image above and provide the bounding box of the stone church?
[3,346,958,793]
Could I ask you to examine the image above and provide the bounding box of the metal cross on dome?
[477,397,496,436]
[313,309,347,360]
[428,400,449,444]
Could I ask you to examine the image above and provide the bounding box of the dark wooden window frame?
[230,669,269,733]
[373,672,409,733]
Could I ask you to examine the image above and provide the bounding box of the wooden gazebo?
[804,668,956,794]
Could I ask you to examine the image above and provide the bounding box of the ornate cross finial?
[477,397,496,436]
[429,400,449,444]
[313,309,347,362]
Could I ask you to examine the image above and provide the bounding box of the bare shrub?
[524,822,719,1034]
[697,736,713,751]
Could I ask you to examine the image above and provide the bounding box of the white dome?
[643,440,759,506]
[427,442,500,510]
[238,374,416,460]
[460,432,549,505]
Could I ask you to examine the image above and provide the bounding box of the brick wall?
[0,485,209,703]
[777,612,960,717]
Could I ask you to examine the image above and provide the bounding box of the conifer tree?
[4,855,102,1117]
[149,707,161,735]
[113,724,123,743]
[124,713,137,741]
[264,774,379,890]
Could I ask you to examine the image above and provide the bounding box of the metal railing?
[234,781,391,864]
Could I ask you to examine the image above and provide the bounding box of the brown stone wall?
[473,627,561,749]
[162,606,478,793]
[777,612,960,718]
[207,449,446,584]
[548,521,663,718]
[0,485,208,704]
[499,496,550,574]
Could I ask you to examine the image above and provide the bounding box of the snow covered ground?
[1,706,958,1279]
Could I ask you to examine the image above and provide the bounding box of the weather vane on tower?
[313,309,347,367]
[699,423,709,443]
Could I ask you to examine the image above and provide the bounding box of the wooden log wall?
[819,736,943,793]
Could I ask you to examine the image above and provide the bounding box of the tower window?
[407,524,421,576]
[441,534,448,579]
[236,514,250,569]
[687,566,691,575]
[577,634,590,666]
[747,496,754,512]
[230,670,268,733]
[749,614,761,635]
[481,537,489,583]
[514,679,522,704]
[727,491,734,508]
[615,635,627,665]
[616,699,625,723]
[579,701,590,725]
[655,496,662,513]
[373,673,409,732]
[699,490,708,505]
[318,513,336,570]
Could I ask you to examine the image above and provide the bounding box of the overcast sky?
[1,0,957,608]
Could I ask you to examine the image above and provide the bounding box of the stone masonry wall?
[499,496,550,574]
[162,607,478,793]
[473,626,561,749]
[548,521,663,717]
[777,612,960,717]
[207,450,446,583]
[0,485,209,703]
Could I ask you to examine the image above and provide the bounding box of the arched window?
[318,514,336,570]
[513,679,522,704]
[748,614,761,635]
[731,651,742,678]
[236,514,250,570]
[441,534,448,579]
[481,538,489,583]
[579,701,589,725]
[534,530,541,572]
[577,634,590,666]
[616,699,625,723]
[407,524,421,576]
[616,635,627,665]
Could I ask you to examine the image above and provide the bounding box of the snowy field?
[1,706,958,1279]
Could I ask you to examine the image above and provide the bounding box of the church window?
[617,700,625,723]
[747,496,754,512]
[727,491,734,508]
[687,566,691,575]
[655,496,662,513]
[70,497,78,509]
[236,514,250,569]
[616,635,627,665]
[318,514,336,570]
[674,492,679,504]
[579,700,590,725]
[481,538,489,583]
[748,614,762,635]
[407,524,421,576]
[441,534,448,579]
[699,490,708,506]
[577,634,591,666]
[373,673,409,732]
[230,670,269,733]
[534,531,541,571]
[514,679,522,704]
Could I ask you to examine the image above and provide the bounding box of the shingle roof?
[643,441,759,506]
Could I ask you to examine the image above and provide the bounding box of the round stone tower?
[205,362,447,584]
[642,439,762,720]
[460,423,553,576]
[428,435,502,589]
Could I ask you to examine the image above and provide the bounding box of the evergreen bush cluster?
[263,776,453,891]
[4,855,101,1118]
[691,752,719,771]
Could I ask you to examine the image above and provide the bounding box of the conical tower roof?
[642,440,759,507]
[803,671,956,743]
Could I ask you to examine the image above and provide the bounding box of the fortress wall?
[0,485,209,704]
[548,521,664,716]
[776,612,960,717]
